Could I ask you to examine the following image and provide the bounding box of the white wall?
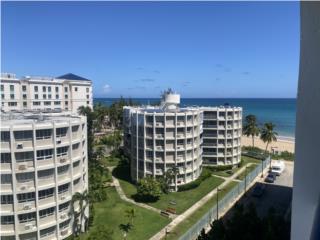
[291,2,320,240]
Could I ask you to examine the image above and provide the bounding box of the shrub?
[178,168,212,191]
[205,165,233,172]
[136,177,162,201]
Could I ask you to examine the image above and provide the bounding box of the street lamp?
[216,187,221,220]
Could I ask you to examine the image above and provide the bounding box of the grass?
[166,181,239,240]
[241,155,262,165]
[236,164,259,180]
[113,165,225,214]
[101,155,121,167]
[80,187,170,240]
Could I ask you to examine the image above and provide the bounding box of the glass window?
[65,94,68,99]
[10,85,14,91]
[8,102,17,106]
[48,86,51,92]
[18,212,36,223]
[43,94,47,99]
[22,94,27,99]
[22,85,27,91]
[34,86,38,92]
[58,183,69,194]
[40,226,56,238]
[35,94,38,99]
[17,192,35,203]
[43,86,46,92]
[86,87,89,93]
[59,201,70,212]
[48,94,52,99]
[44,101,51,106]
[75,87,78,91]
[54,101,61,105]
[72,125,79,132]
[1,195,13,204]
[23,102,27,107]
[33,101,40,106]
[57,146,69,157]
[16,172,34,183]
[10,94,14,99]
[1,94,4,99]
[86,95,89,99]
[36,129,52,139]
[56,127,68,137]
[1,131,10,142]
[36,149,53,160]
[39,207,55,219]
[14,130,33,141]
[64,87,68,92]
[1,174,12,184]
[55,87,59,92]
[1,85,4,91]
[1,153,11,163]
[56,94,59,99]
[72,143,80,150]
[59,219,70,230]
[38,169,54,179]
[38,188,54,200]
[58,165,69,175]
[15,151,34,162]
[1,215,14,225]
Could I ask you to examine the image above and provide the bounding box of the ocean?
[94,98,296,138]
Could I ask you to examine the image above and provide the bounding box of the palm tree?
[119,223,132,240]
[171,166,180,191]
[243,115,260,147]
[71,190,90,234]
[260,122,278,153]
[125,208,136,225]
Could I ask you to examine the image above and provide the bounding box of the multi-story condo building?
[201,107,242,165]
[0,73,93,113]
[0,111,88,240]
[124,91,203,189]
[123,90,243,189]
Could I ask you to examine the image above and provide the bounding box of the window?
[43,94,47,99]
[17,192,35,203]
[1,174,12,184]
[40,226,56,238]
[36,129,52,139]
[75,87,78,92]
[8,102,17,106]
[16,172,34,183]
[33,101,40,106]
[54,101,61,105]
[38,169,54,179]
[56,127,68,137]
[23,102,27,107]
[65,94,68,99]
[34,86,38,92]
[57,146,69,157]
[36,149,53,160]
[22,94,27,99]
[58,165,69,175]
[73,160,80,168]
[1,94,4,99]
[86,87,89,93]
[22,85,27,91]
[38,188,54,200]
[1,85,4,91]
[44,101,51,106]
[10,94,14,99]
[34,94,38,99]
[1,216,14,225]
[72,143,80,150]
[48,94,52,99]
[73,177,81,186]
[56,94,59,99]
[1,153,11,163]
[15,151,33,162]
[86,95,89,99]
[18,212,36,223]
[65,101,68,105]
[64,87,68,92]
[14,130,33,141]
[87,101,90,105]
[58,183,69,194]
[59,201,70,212]
[43,86,46,92]
[39,207,55,219]
[1,195,13,204]
[48,86,51,92]
[59,219,70,230]
[55,86,59,92]
[10,85,14,91]
[72,125,79,132]
[1,131,10,142]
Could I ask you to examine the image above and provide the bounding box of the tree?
[125,208,136,225]
[93,103,109,132]
[71,190,90,235]
[136,177,162,201]
[119,223,133,240]
[243,115,260,147]
[260,122,278,153]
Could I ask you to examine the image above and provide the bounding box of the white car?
[270,160,285,176]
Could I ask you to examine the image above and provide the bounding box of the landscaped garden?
[113,164,225,214]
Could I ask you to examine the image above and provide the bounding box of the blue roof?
[56,73,90,81]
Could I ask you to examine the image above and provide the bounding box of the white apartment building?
[0,73,93,113]
[0,112,88,240]
[123,90,243,189]
[124,91,203,188]
[202,107,242,165]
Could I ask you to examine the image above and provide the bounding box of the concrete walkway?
[149,163,262,240]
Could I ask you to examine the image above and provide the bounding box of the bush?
[178,168,212,192]
[272,151,294,161]
[136,177,162,201]
[205,165,234,172]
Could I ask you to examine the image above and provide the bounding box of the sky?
[1,1,300,98]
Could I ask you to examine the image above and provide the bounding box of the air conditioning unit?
[56,138,61,144]
[60,195,66,200]
[60,158,66,163]
[60,213,67,219]
[16,143,23,149]
[20,186,27,191]
[24,223,34,230]
[18,164,27,170]
[23,203,32,210]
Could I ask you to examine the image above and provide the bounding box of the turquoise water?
[94,98,296,138]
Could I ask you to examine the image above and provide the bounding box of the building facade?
[0,112,88,240]
[202,107,242,165]
[0,73,93,113]
[123,91,242,189]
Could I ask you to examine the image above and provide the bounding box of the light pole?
[216,187,221,220]
[244,165,248,196]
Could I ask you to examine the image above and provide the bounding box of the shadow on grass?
[112,163,159,203]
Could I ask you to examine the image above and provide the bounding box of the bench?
[161,211,170,218]
[166,207,176,214]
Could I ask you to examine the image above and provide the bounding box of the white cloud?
[102,84,111,93]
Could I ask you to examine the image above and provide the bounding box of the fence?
[179,156,271,240]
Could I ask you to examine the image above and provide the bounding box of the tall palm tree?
[243,115,260,147]
[260,122,278,153]
[71,190,90,234]
[171,166,180,191]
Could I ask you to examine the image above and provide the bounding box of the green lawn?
[241,155,262,165]
[80,187,170,240]
[113,165,225,214]
[166,181,239,240]
[101,155,121,167]
[236,164,259,180]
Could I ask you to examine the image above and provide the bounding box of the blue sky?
[2,2,300,98]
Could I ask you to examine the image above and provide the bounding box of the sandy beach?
[241,135,295,153]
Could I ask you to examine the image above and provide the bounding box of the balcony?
[203,133,217,138]
[38,177,55,188]
[0,223,14,233]
[1,141,10,150]
[203,124,217,129]
[58,191,71,202]
[17,201,36,212]
[176,121,185,127]
[39,214,56,227]
[58,172,70,183]
[176,133,185,138]
[16,181,35,192]
[37,157,54,168]
[1,163,12,171]
[57,155,69,165]
[1,183,12,192]
[18,220,37,232]
[36,138,53,147]
[0,203,13,213]
[16,161,34,171]
[204,114,217,120]
[38,196,55,207]
[14,140,33,150]
[155,122,164,127]
[155,134,164,139]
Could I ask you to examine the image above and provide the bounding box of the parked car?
[270,160,285,176]
[252,184,266,197]
[265,173,277,183]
